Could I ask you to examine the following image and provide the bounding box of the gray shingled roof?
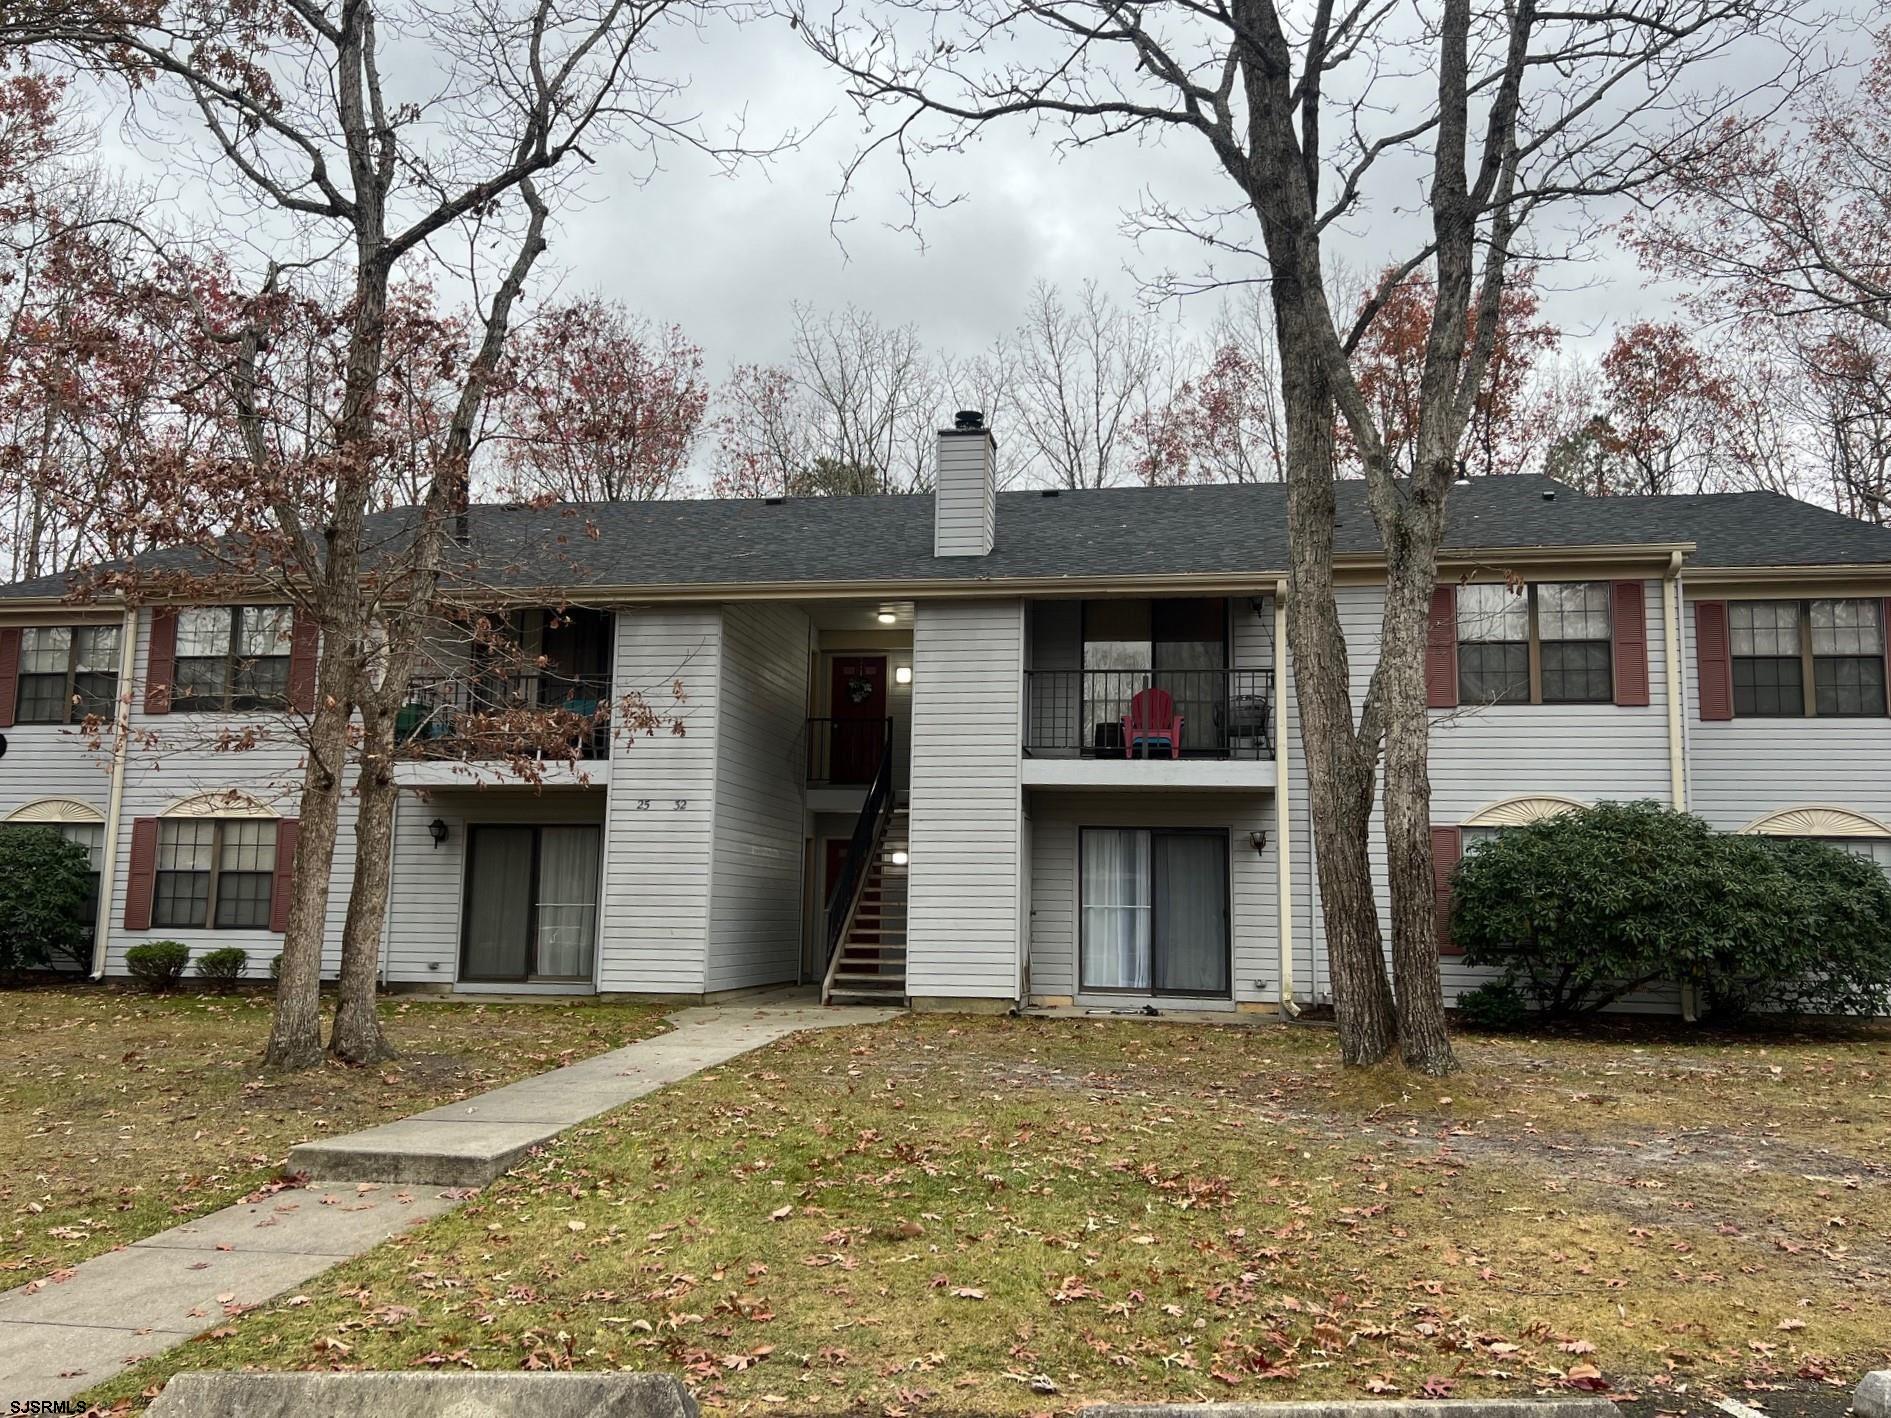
[4,476,1890,601]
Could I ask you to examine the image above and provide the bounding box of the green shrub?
[1452,801,1891,1020]
[269,953,282,981]
[0,828,94,973]
[125,941,192,991]
[1454,980,1530,1031]
[195,947,249,984]
[1701,836,1891,1021]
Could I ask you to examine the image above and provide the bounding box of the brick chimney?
[933,410,996,557]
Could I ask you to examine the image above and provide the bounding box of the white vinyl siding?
[1686,589,1891,838]
[704,602,811,993]
[905,599,1025,999]
[933,432,996,556]
[596,607,724,994]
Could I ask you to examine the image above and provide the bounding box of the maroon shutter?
[286,613,318,714]
[1694,599,1733,721]
[269,818,299,933]
[145,609,177,715]
[1426,584,1459,709]
[1611,580,1650,707]
[1883,599,1890,718]
[1432,825,1463,956]
[0,626,19,729]
[125,817,159,930]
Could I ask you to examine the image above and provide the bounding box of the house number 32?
[634,800,688,810]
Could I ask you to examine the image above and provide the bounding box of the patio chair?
[1122,686,1183,760]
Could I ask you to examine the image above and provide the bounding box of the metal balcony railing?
[1023,668,1273,760]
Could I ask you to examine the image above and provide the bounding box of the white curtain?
[535,826,600,979]
[1081,829,1151,989]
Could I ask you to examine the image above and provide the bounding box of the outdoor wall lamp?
[894,665,913,685]
[1247,830,1268,856]
[876,610,898,624]
[428,818,449,848]
[891,850,910,867]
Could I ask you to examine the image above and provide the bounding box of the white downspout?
[1273,581,1298,1018]
[90,603,138,980]
[1663,551,1701,1023]
[1664,552,1688,814]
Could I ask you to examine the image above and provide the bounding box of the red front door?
[829,655,888,784]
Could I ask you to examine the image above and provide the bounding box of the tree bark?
[329,702,396,1066]
[1274,316,1398,1064]
[262,650,353,1069]
[1377,530,1459,1075]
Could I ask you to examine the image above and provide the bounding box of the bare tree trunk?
[1276,323,1397,1064]
[1377,535,1458,1075]
[263,648,354,1068]
[330,703,396,1066]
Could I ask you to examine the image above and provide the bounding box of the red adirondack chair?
[1122,686,1184,760]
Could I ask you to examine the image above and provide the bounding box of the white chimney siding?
[933,426,997,557]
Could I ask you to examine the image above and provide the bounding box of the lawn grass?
[0,984,668,1284]
[87,1014,1891,1413]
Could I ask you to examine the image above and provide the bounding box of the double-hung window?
[1729,600,1886,717]
[1457,582,1611,705]
[153,819,278,929]
[15,626,120,723]
[173,607,293,711]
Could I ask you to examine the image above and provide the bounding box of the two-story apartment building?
[3,414,1889,1016]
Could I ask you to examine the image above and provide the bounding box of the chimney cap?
[952,409,985,431]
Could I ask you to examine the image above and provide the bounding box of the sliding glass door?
[1079,828,1229,997]
[461,824,601,982]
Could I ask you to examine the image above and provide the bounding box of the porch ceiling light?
[891,849,910,866]
[428,818,449,848]
[894,665,913,685]
[876,610,898,624]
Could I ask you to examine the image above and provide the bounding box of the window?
[15,626,120,724]
[1078,827,1229,997]
[173,607,293,711]
[1730,600,1886,717]
[1457,582,1612,705]
[1820,837,1891,878]
[153,818,277,929]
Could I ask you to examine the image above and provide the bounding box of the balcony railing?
[396,671,613,761]
[1023,669,1273,760]
[806,716,893,786]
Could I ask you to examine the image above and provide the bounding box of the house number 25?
[634,800,689,810]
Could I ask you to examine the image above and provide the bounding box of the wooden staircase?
[824,810,908,1005]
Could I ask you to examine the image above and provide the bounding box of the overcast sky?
[85,3,1878,437]
[535,9,1673,389]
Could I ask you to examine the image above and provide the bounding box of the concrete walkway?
[0,998,895,1404]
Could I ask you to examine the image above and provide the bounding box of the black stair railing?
[821,735,896,1000]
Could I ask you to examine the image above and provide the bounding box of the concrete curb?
[146,1371,699,1416]
[1079,1403,1620,1418]
[1856,1370,1891,1418]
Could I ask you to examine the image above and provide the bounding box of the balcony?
[395,671,613,774]
[1022,668,1275,790]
